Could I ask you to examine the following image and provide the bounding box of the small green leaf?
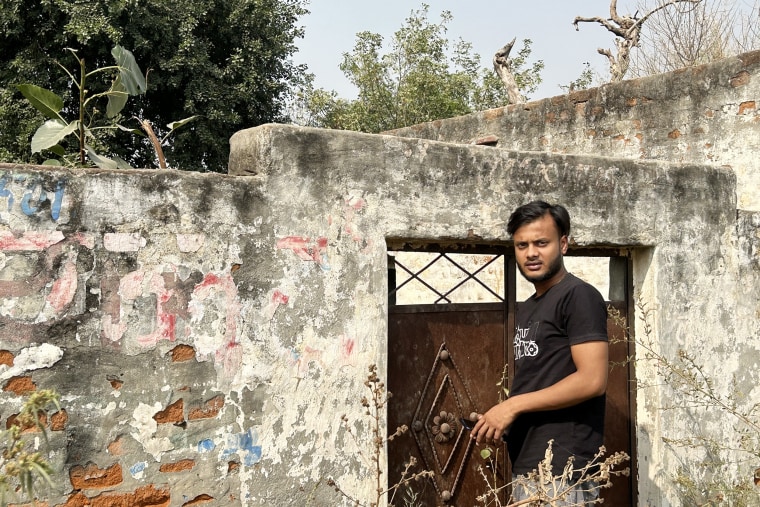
[106,75,129,118]
[31,120,79,154]
[166,115,199,131]
[116,123,146,137]
[85,146,118,170]
[16,84,64,119]
[42,159,63,166]
[48,144,67,157]
[480,448,492,460]
[111,45,147,95]
[113,155,134,170]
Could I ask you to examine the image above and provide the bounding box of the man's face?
[512,213,568,285]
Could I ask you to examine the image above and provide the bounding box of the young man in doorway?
[471,201,609,505]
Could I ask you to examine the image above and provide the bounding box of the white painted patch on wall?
[0,343,64,381]
[129,402,174,460]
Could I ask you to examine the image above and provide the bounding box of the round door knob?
[440,422,451,434]
[439,349,450,361]
[442,490,452,502]
[470,412,479,421]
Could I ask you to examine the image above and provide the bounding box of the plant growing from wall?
[323,364,433,507]
[0,389,60,507]
[17,46,195,169]
[476,441,629,506]
[631,302,760,506]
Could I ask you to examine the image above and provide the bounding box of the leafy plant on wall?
[17,46,195,169]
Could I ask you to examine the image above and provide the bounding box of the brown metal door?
[387,250,635,506]
[601,299,635,504]
[388,303,509,506]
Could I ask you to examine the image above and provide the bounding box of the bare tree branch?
[574,0,703,81]
[493,38,525,104]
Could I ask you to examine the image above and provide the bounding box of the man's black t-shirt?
[506,273,608,476]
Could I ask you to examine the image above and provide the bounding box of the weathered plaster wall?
[0,114,745,506]
[388,51,760,505]
[388,50,760,212]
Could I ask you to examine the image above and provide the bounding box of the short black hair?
[507,201,571,238]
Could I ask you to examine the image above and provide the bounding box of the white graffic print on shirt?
[514,322,540,360]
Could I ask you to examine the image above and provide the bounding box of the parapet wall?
[388,50,760,211]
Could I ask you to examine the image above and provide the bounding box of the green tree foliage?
[0,0,308,171]
[293,5,544,133]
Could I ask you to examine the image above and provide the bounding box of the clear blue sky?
[295,0,620,101]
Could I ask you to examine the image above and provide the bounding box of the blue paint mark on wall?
[50,180,65,221]
[129,461,147,478]
[198,438,216,452]
[221,428,262,466]
[0,175,65,221]
[0,176,14,211]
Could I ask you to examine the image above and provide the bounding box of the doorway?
[387,243,635,506]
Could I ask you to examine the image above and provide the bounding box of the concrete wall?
[0,51,758,507]
[387,50,760,505]
[389,50,760,212]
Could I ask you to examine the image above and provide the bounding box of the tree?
[0,0,308,172]
[293,4,543,133]
[573,0,703,82]
[628,0,760,78]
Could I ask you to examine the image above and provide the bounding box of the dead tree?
[493,38,525,104]
[573,0,702,82]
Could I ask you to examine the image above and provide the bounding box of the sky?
[295,0,621,101]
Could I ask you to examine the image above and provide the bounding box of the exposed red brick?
[4,376,36,395]
[69,463,123,490]
[159,459,195,473]
[57,492,90,507]
[170,344,196,362]
[626,97,638,107]
[66,484,170,507]
[9,501,49,507]
[51,409,68,431]
[482,108,504,121]
[107,436,124,456]
[668,129,682,139]
[729,70,750,88]
[472,135,499,146]
[0,350,14,367]
[739,51,760,67]
[635,133,644,142]
[568,89,593,102]
[738,101,756,115]
[153,399,184,424]
[7,411,47,432]
[188,395,224,421]
[228,461,240,473]
[181,495,214,506]
[107,377,123,390]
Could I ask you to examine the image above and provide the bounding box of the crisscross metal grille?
[388,252,505,305]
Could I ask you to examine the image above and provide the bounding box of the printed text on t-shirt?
[514,322,540,360]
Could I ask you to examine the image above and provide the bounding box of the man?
[471,201,609,505]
